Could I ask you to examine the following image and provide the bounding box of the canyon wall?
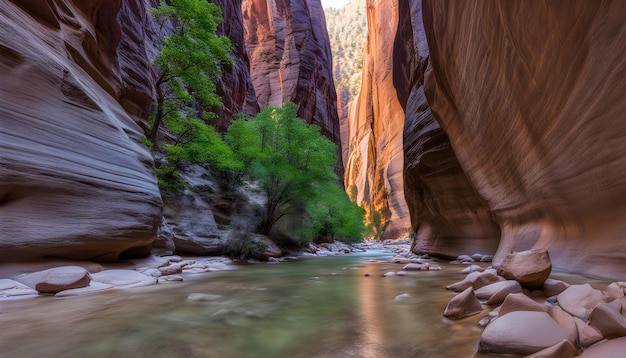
[343,0,411,239]
[0,0,162,261]
[242,0,342,168]
[393,0,500,257]
[409,0,626,278]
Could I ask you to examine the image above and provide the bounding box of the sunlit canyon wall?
[343,0,411,239]
[396,0,626,278]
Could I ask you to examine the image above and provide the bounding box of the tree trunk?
[149,82,165,149]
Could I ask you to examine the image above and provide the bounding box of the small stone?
[383,272,397,277]
[474,280,523,305]
[461,265,483,274]
[394,293,412,302]
[187,293,222,301]
[443,287,483,319]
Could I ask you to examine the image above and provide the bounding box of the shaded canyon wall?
[393,0,500,257]
[394,0,626,278]
[0,0,163,261]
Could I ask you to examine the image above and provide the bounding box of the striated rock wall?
[343,0,411,239]
[393,0,500,257]
[242,0,342,169]
[210,0,259,132]
[419,0,626,278]
[0,0,162,261]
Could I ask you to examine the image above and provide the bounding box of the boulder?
[543,278,571,297]
[524,339,578,358]
[91,270,156,288]
[499,292,547,317]
[497,249,552,289]
[581,337,626,357]
[605,282,626,300]
[573,316,604,348]
[589,298,626,338]
[557,284,608,321]
[443,287,483,319]
[15,266,91,294]
[479,311,572,355]
[475,280,523,304]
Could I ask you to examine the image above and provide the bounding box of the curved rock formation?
[242,0,342,166]
[0,0,162,261]
[343,0,411,239]
[393,0,500,256]
[419,0,626,278]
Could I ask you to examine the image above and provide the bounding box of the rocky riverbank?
[0,241,363,301]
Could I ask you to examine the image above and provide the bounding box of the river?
[0,251,495,357]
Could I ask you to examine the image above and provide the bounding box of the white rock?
[55,281,113,297]
[461,265,483,274]
[91,270,156,288]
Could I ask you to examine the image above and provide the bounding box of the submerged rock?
[90,270,156,288]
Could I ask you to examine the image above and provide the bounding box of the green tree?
[148,0,232,147]
[226,103,364,241]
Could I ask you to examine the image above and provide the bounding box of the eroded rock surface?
[343,0,411,239]
[419,0,626,279]
[0,0,162,261]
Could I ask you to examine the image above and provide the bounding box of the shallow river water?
[0,251,504,357]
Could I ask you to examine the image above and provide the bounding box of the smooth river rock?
[15,266,91,294]
[443,287,482,320]
[496,249,552,289]
[479,311,572,355]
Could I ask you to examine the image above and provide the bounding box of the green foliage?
[365,210,385,241]
[227,233,269,261]
[151,0,232,110]
[226,103,364,242]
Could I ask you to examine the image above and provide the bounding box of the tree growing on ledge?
[148,0,232,147]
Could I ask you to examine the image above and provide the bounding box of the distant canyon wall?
[343,0,411,239]
[394,0,626,278]
[0,0,163,261]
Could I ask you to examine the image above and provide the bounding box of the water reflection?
[0,251,554,357]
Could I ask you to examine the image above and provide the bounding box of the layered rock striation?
[343,0,411,239]
[393,0,500,257]
[410,0,626,278]
[242,0,342,176]
[0,0,162,261]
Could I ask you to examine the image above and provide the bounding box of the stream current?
[0,251,492,357]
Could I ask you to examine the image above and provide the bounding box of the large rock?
[524,339,578,358]
[341,0,411,239]
[90,270,156,288]
[589,298,626,339]
[479,311,572,355]
[417,0,626,280]
[497,249,552,289]
[15,266,90,294]
[581,337,626,358]
[557,284,607,321]
[446,269,500,292]
[475,280,523,305]
[443,287,483,319]
[0,0,162,261]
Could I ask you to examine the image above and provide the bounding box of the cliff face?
[411,0,626,278]
[343,0,411,239]
[393,0,500,257]
[210,0,259,132]
[242,0,341,152]
[0,0,162,261]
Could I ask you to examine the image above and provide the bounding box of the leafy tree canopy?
[226,103,365,242]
